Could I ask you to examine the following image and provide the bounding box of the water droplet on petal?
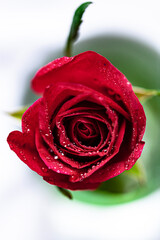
[42,167,48,172]
[98,96,103,101]
[125,164,129,170]
[27,128,30,133]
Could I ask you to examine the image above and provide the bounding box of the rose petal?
[7,131,51,177]
[35,129,76,176]
[70,119,126,182]
[31,56,73,94]
[85,141,145,183]
[31,51,145,147]
[43,175,100,190]
[22,98,41,145]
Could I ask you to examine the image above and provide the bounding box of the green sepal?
[133,86,160,102]
[8,106,29,120]
[124,162,146,185]
[65,2,92,57]
[57,187,73,200]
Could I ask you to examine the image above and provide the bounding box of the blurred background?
[0,0,160,239]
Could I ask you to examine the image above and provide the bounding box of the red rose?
[7,51,146,190]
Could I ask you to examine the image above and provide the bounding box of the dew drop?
[98,96,103,101]
[27,128,30,133]
[41,167,48,172]
[19,150,27,161]
[54,155,58,160]
[125,164,129,170]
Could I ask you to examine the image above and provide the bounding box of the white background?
[0,1,160,240]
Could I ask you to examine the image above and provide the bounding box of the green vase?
[69,35,160,205]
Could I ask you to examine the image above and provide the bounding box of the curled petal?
[85,141,145,184]
[70,119,126,182]
[35,130,76,176]
[7,131,51,177]
[43,175,100,190]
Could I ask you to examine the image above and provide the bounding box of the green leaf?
[8,106,29,120]
[133,86,160,102]
[124,162,146,185]
[65,2,92,57]
[57,187,73,200]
